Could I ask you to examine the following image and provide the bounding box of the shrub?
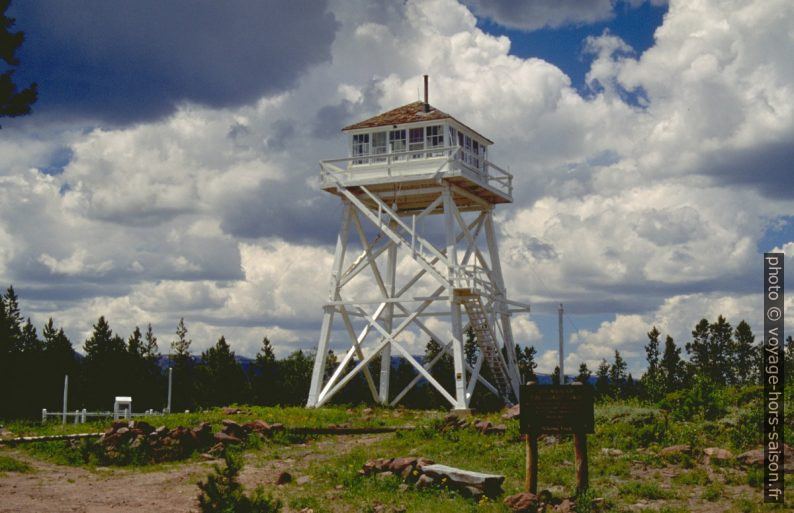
[659,376,725,421]
[197,448,282,513]
[0,455,32,473]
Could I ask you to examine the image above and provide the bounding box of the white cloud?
[2,0,793,377]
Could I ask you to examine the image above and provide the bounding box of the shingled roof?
[342,101,493,144]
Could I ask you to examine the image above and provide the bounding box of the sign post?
[519,382,594,494]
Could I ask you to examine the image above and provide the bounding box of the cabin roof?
[342,101,493,144]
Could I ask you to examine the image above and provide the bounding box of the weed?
[0,455,32,473]
[196,447,282,513]
[618,480,675,500]
[701,482,723,501]
[672,468,710,486]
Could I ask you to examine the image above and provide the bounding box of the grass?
[0,454,33,473]
[4,395,794,512]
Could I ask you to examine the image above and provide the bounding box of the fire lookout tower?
[306,77,529,410]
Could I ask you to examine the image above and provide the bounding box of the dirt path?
[0,435,385,513]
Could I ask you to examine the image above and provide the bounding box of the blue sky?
[1,0,792,380]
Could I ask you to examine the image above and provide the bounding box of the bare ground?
[0,435,385,513]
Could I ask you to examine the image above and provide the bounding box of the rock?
[398,483,409,493]
[221,419,246,439]
[129,420,155,434]
[269,422,285,432]
[153,425,168,437]
[415,474,435,490]
[555,498,574,513]
[737,448,764,466]
[376,471,395,480]
[504,492,538,513]
[200,453,216,461]
[111,420,128,430]
[207,442,225,457]
[503,404,520,420]
[363,408,373,415]
[192,422,214,446]
[276,471,292,485]
[543,435,558,446]
[116,427,130,436]
[538,489,552,504]
[660,444,691,457]
[213,432,242,445]
[416,457,435,468]
[244,420,271,434]
[389,456,417,473]
[600,448,624,457]
[420,463,505,498]
[461,485,484,500]
[296,475,312,485]
[222,407,242,415]
[703,447,733,464]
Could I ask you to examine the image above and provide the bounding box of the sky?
[1,0,793,378]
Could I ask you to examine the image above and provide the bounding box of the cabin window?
[352,133,369,164]
[372,131,387,162]
[472,140,480,169]
[389,129,406,161]
[464,134,472,166]
[409,127,424,159]
[426,125,444,156]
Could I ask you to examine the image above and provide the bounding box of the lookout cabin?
[319,93,512,213]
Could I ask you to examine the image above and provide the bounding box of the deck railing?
[320,146,513,198]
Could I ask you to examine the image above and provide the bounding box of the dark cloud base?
[10,0,338,126]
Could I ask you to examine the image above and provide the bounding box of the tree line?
[2,284,792,419]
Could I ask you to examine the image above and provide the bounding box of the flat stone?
[213,432,242,444]
[420,463,504,497]
[703,447,733,461]
[660,444,691,457]
[296,475,312,485]
[737,448,764,466]
[415,474,435,489]
[502,404,520,420]
[600,448,624,457]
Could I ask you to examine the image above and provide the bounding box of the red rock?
[659,444,691,457]
[222,407,242,415]
[502,404,520,420]
[389,457,417,473]
[703,447,733,463]
[737,448,764,466]
[213,431,242,444]
[504,492,538,513]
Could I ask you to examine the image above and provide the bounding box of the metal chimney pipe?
[423,75,429,112]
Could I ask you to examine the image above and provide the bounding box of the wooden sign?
[519,384,594,435]
[519,383,594,495]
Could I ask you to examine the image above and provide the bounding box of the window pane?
[409,127,424,159]
[390,129,406,160]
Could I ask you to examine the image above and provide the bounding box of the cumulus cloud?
[464,0,617,31]
[1,0,792,372]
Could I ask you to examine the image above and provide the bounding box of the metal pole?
[62,375,68,425]
[167,367,173,413]
[558,304,564,384]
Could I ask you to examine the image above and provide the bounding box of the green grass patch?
[701,482,724,501]
[618,480,675,501]
[0,454,33,473]
[672,468,710,486]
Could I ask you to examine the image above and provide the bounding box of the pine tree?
[576,362,592,385]
[515,344,537,383]
[595,359,610,399]
[198,336,247,407]
[642,326,664,400]
[82,316,129,409]
[785,335,794,385]
[41,318,78,411]
[464,327,478,366]
[731,320,755,384]
[0,0,38,126]
[609,350,627,397]
[170,318,197,411]
[276,350,314,406]
[659,335,683,393]
[424,338,453,407]
[252,336,278,406]
[196,448,282,513]
[551,366,561,385]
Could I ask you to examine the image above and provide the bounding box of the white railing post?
[82,408,87,423]
[42,408,47,424]
[62,375,68,425]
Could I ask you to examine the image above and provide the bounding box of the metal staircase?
[456,288,513,403]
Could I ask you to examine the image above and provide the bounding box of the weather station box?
[519,384,594,435]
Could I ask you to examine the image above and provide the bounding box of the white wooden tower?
[306,77,529,410]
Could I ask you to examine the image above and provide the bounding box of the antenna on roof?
[423,75,429,113]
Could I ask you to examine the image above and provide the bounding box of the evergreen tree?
[198,336,247,407]
[785,335,794,385]
[464,327,478,366]
[660,335,684,393]
[609,350,627,397]
[731,320,756,384]
[686,316,733,385]
[551,366,561,385]
[424,338,453,407]
[170,318,197,411]
[1,0,38,126]
[595,359,610,399]
[576,362,592,385]
[82,316,129,409]
[251,336,278,406]
[19,318,44,416]
[641,326,664,401]
[41,318,79,411]
[127,325,164,410]
[275,350,314,406]
[515,344,537,383]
